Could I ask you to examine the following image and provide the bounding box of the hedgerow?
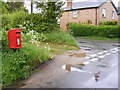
[99,20,118,25]
[68,23,120,38]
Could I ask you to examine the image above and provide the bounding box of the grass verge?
[44,30,79,47]
[75,36,118,40]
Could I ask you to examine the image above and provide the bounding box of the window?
[73,10,77,18]
[112,11,115,19]
[102,8,106,18]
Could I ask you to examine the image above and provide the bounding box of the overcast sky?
[24,0,120,13]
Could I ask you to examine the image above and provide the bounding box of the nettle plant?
[18,21,34,33]
[22,29,51,51]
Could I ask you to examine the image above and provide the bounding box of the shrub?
[99,20,118,25]
[1,11,29,31]
[68,22,120,38]
[1,12,58,33]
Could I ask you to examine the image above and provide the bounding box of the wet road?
[53,39,119,88]
[20,39,119,89]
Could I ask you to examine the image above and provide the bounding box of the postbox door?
[15,32,22,48]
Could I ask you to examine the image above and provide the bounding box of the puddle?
[94,71,100,82]
[84,48,92,51]
[78,41,86,43]
[62,63,90,73]
[62,64,85,72]
[62,64,100,82]
[69,53,86,58]
[113,44,120,47]
[97,64,107,68]
[46,82,52,85]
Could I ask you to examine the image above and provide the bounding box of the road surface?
[19,39,119,89]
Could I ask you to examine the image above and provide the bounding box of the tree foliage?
[1,1,28,14]
[35,0,64,25]
[7,2,24,12]
[0,1,9,14]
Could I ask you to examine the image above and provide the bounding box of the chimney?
[67,0,72,9]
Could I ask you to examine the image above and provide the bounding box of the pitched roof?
[118,7,120,15]
[72,1,104,9]
[64,0,117,13]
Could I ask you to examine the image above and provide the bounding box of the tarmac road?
[19,39,119,89]
[49,39,119,88]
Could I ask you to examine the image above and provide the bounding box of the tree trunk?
[31,0,33,13]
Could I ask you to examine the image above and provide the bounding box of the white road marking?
[105,53,111,56]
[84,47,119,64]
[116,50,119,52]
[90,58,99,61]
[111,51,117,53]
[97,52,104,55]
[103,51,108,53]
[89,54,98,57]
[83,61,90,65]
[85,57,91,59]
[98,55,105,59]
[110,48,118,51]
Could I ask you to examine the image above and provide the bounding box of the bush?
[1,12,58,33]
[99,20,118,25]
[68,23,120,38]
[1,11,29,31]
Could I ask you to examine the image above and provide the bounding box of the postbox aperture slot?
[16,32,20,34]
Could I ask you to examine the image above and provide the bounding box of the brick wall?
[118,15,120,25]
[97,1,118,24]
[60,1,118,31]
[60,8,96,31]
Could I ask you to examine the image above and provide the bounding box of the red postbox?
[8,29,22,49]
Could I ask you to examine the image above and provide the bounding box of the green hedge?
[99,20,118,25]
[1,11,58,33]
[68,23,120,38]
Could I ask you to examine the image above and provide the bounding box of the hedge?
[68,23,120,38]
[1,11,58,33]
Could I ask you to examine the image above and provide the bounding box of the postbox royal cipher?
[8,29,22,49]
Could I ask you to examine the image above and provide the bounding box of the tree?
[0,1,9,14]
[35,0,65,25]
[31,0,33,13]
[6,1,26,12]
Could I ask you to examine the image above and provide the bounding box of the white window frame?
[102,8,106,18]
[73,10,77,18]
[112,11,115,19]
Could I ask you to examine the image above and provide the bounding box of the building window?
[112,11,115,19]
[102,8,106,18]
[73,10,77,18]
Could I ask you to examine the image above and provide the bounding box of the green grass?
[44,30,79,48]
[49,44,79,50]
[75,36,118,40]
[2,43,52,87]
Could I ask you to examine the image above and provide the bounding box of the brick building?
[118,1,120,25]
[60,0,118,31]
